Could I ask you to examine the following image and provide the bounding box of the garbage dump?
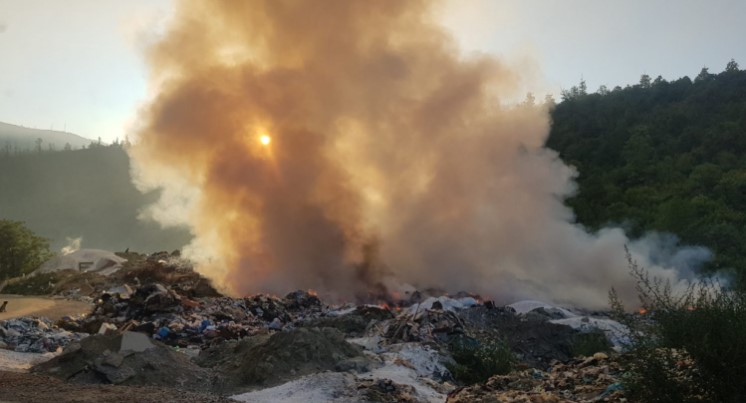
[1,251,639,402]
[1,316,87,353]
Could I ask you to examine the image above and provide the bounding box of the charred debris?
[1,250,633,402]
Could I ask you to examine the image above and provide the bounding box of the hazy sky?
[1,0,745,142]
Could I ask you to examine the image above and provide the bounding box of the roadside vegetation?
[611,249,746,402]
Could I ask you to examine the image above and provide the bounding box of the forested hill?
[0,144,191,252]
[547,60,746,276]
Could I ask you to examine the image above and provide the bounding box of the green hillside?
[0,144,191,252]
[547,60,746,278]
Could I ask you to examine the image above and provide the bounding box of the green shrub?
[1,272,59,295]
[571,330,612,357]
[0,219,52,280]
[446,337,515,385]
[611,247,746,402]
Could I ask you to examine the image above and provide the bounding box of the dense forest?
[547,60,746,279]
[0,144,190,252]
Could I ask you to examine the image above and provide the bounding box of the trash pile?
[32,331,218,391]
[1,251,641,402]
[58,284,327,351]
[0,317,87,353]
[6,250,221,300]
[446,352,626,402]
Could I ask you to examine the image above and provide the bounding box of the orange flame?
[638,308,648,315]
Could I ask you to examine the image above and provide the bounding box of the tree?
[725,59,739,73]
[578,79,588,95]
[0,220,53,279]
[639,74,651,88]
[695,67,714,83]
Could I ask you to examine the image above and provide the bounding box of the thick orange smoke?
[130,0,708,308]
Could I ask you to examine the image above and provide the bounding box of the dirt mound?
[201,327,368,392]
[32,331,218,392]
[0,370,234,403]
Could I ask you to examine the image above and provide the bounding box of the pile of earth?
[32,331,218,392]
[198,327,370,393]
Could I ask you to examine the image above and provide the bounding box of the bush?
[1,272,60,295]
[611,247,746,402]
[0,219,52,280]
[570,331,612,357]
[446,337,515,385]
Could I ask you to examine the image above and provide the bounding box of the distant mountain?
[0,121,93,151]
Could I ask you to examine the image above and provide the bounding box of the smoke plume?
[129,0,708,308]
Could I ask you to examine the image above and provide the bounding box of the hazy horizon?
[1,1,745,142]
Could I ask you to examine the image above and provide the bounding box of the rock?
[32,333,215,392]
[593,352,609,360]
[98,323,117,335]
[119,331,154,353]
[268,318,283,330]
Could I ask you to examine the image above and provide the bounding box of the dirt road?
[0,371,234,403]
[0,294,92,321]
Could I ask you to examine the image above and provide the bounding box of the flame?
[638,308,648,315]
[308,289,318,297]
[260,134,271,145]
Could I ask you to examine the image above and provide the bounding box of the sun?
[260,134,271,145]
